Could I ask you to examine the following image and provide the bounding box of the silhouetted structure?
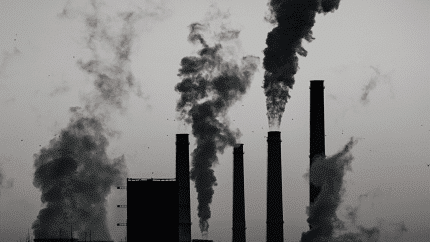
[33,239,78,242]
[126,178,177,242]
[309,80,326,230]
[177,134,192,242]
[233,144,246,242]
[266,131,283,242]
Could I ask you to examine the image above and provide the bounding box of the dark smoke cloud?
[32,109,126,240]
[300,137,357,242]
[300,138,408,242]
[175,5,259,237]
[32,0,165,239]
[263,0,341,128]
[360,66,394,106]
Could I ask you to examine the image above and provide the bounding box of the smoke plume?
[32,110,126,240]
[360,66,394,106]
[263,0,341,128]
[175,5,259,237]
[300,137,357,242]
[32,0,165,239]
[300,138,408,242]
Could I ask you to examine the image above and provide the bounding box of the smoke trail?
[360,66,393,106]
[175,5,259,237]
[300,138,408,242]
[300,137,358,242]
[263,0,341,128]
[32,0,168,239]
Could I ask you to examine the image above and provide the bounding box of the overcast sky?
[0,0,429,241]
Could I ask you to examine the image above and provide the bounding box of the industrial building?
[126,178,177,242]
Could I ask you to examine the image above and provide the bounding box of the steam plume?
[32,0,166,239]
[263,0,341,128]
[175,5,259,237]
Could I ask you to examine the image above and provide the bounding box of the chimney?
[233,144,246,242]
[266,131,283,242]
[309,80,326,228]
[177,134,192,242]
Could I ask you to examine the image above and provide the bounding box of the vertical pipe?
[177,134,191,242]
[309,80,326,229]
[232,144,246,242]
[266,131,283,242]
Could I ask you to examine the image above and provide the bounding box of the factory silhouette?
[123,80,325,242]
[24,80,326,242]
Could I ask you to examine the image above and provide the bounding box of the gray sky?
[0,0,429,241]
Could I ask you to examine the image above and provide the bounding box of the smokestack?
[232,144,246,242]
[266,131,283,242]
[177,134,191,242]
[309,80,325,229]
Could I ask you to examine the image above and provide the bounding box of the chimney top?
[310,80,325,89]
[267,131,281,142]
[176,133,189,144]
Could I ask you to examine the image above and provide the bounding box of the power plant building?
[127,178,177,242]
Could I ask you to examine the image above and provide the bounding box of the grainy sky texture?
[0,0,429,242]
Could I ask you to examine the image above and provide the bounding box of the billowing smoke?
[175,6,259,237]
[32,110,126,240]
[300,138,408,242]
[32,0,167,239]
[263,0,341,128]
[300,137,358,241]
[360,66,394,106]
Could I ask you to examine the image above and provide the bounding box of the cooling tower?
[233,144,246,242]
[309,80,326,228]
[177,134,191,242]
[266,131,283,242]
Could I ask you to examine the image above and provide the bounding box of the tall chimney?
[266,131,283,242]
[309,80,326,229]
[233,144,246,242]
[177,134,192,242]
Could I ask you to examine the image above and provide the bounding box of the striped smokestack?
[232,144,246,242]
[177,134,191,242]
[266,131,283,242]
[309,80,326,229]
